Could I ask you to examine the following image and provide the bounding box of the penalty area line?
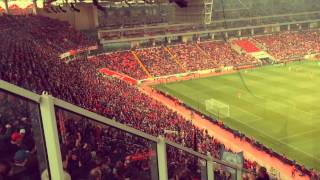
[230,115,320,162]
[278,129,320,141]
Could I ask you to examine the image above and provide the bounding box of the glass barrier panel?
[213,162,237,180]
[55,107,158,180]
[166,145,207,180]
[0,89,50,179]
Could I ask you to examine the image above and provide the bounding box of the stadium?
[0,0,320,180]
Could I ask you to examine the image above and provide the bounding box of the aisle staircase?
[195,44,212,59]
[163,46,188,72]
[231,39,277,64]
[131,51,153,78]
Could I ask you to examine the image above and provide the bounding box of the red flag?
[58,110,66,144]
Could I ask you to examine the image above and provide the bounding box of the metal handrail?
[0,80,40,102]
[54,97,160,143]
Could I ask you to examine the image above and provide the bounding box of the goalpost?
[205,99,230,119]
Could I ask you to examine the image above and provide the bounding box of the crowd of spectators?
[168,43,219,71]
[2,14,319,180]
[199,41,257,67]
[0,14,257,179]
[135,47,184,77]
[88,51,148,80]
[89,41,260,80]
[255,31,320,60]
[95,42,258,79]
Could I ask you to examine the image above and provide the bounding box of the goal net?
[205,99,230,119]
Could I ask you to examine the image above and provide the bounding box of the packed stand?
[135,47,184,77]
[199,41,257,67]
[89,52,148,80]
[255,31,320,60]
[0,15,251,179]
[168,43,219,71]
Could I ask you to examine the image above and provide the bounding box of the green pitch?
[156,61,320,170]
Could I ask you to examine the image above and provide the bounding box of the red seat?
[234,39,260,53]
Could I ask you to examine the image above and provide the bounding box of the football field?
[156,61,320,170]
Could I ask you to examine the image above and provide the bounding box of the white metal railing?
[0,79,249,180]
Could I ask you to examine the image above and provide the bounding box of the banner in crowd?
[77,45,98,53]
[220,150,244,168]
[175,73,191,78]
[99,68,138,85]
[59,50,77,59]
[57,110,67,144]
[223,66,234,71]
[59,45,98,60]
[126,150,156,162]
[164,129,178,135]
[304,53,320,61]
[138,68,219,84]
[198,69,214,75]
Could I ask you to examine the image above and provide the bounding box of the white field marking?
[186,86,318,127]
[168,79,320,160]
[226,111,320,161]
[257,98,320,123]
[278,129,320,141]
[198,94,320,160]
[231,106,263,122]
[191,89,314,125]
[239,117,263,124]
[299,115,320,126]
[307,115,320,123]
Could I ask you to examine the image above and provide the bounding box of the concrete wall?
[38,3,98,30]
[172,0,204,24]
